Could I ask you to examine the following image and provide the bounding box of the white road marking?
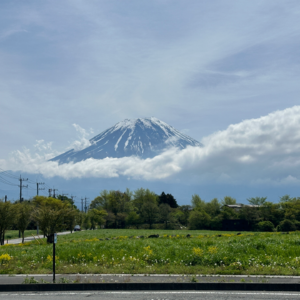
[1,291,300,296]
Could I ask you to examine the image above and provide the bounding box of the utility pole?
[4,195,7,203]
[18,175,28,237]
[84,197,89,213]
[53,189,58,198]
[36,182,45,196]
[19,175,28,202]
[81,198,84,212]
[48,189,52,197]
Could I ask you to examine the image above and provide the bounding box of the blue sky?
[1,1,300,204]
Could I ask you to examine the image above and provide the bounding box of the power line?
[0,176,19,187]
[0,168,20,180]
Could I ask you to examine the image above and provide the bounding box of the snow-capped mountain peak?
[51,117,202,164]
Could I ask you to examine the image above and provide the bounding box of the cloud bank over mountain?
[2,106,300,186]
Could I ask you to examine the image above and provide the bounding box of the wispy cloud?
[70,124,94,151]
[2,106,300,187]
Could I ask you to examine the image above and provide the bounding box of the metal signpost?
[47,233,57,283]
[53,233,57,283]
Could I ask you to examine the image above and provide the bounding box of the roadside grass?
[4,230,38,241]
[1,229,300,275]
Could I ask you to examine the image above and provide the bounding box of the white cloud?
[70,124,94,151]
[2,106,300,187]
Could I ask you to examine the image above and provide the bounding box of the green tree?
[126,211,142,229]
[141,190,159,229]
[82,214,91,230]
[158,192,178,208]
[238,206,261,229]
[219,206,237,220]
[188,210,211,230]
[177,205,192,226]
[64,208,80,233]
[88,208,107,229]
[57,194,76,208]
[90,190,109,210]
[133,188,146,215]
[247,197,267,205]
[0,200,15,245]
[32,196,73,236]
[280,195,292,203]
[284,200,300,222]
[205,198,221,217]
[191,194,206,210]
[15,202,32,243]
[220,196,236,206]
[158,203,174,229]
[142,201,158,229]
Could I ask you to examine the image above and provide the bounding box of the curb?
[1,283,300,292]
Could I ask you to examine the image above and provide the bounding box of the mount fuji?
[50,117,202,164]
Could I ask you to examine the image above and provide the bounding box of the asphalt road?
[1,291,300,300]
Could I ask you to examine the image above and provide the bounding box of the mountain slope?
[51,117,202,164]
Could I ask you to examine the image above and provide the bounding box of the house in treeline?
[222,203,262,231]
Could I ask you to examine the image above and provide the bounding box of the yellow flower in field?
[208,246,217,254]
[176,235,180,238]
[0,253,12,263]
[192,247,204,256]
[85,238,99,242]
[144,245,153,255]
[46,255,59,262]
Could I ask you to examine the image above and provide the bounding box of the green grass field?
[1,229,300,275]
[4,230,38,241]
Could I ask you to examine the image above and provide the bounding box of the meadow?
[1,229,300,275]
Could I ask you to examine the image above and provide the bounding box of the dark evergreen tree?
[158,192,178,208]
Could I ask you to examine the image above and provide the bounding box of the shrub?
[257,221,274,232]
[277,219,296,232]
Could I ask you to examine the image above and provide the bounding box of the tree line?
[1,190,299,244]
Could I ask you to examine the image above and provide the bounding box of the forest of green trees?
[88,189,300,233]
[1,189,300,244]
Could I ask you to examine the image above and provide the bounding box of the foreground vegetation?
[1,229,300,275]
